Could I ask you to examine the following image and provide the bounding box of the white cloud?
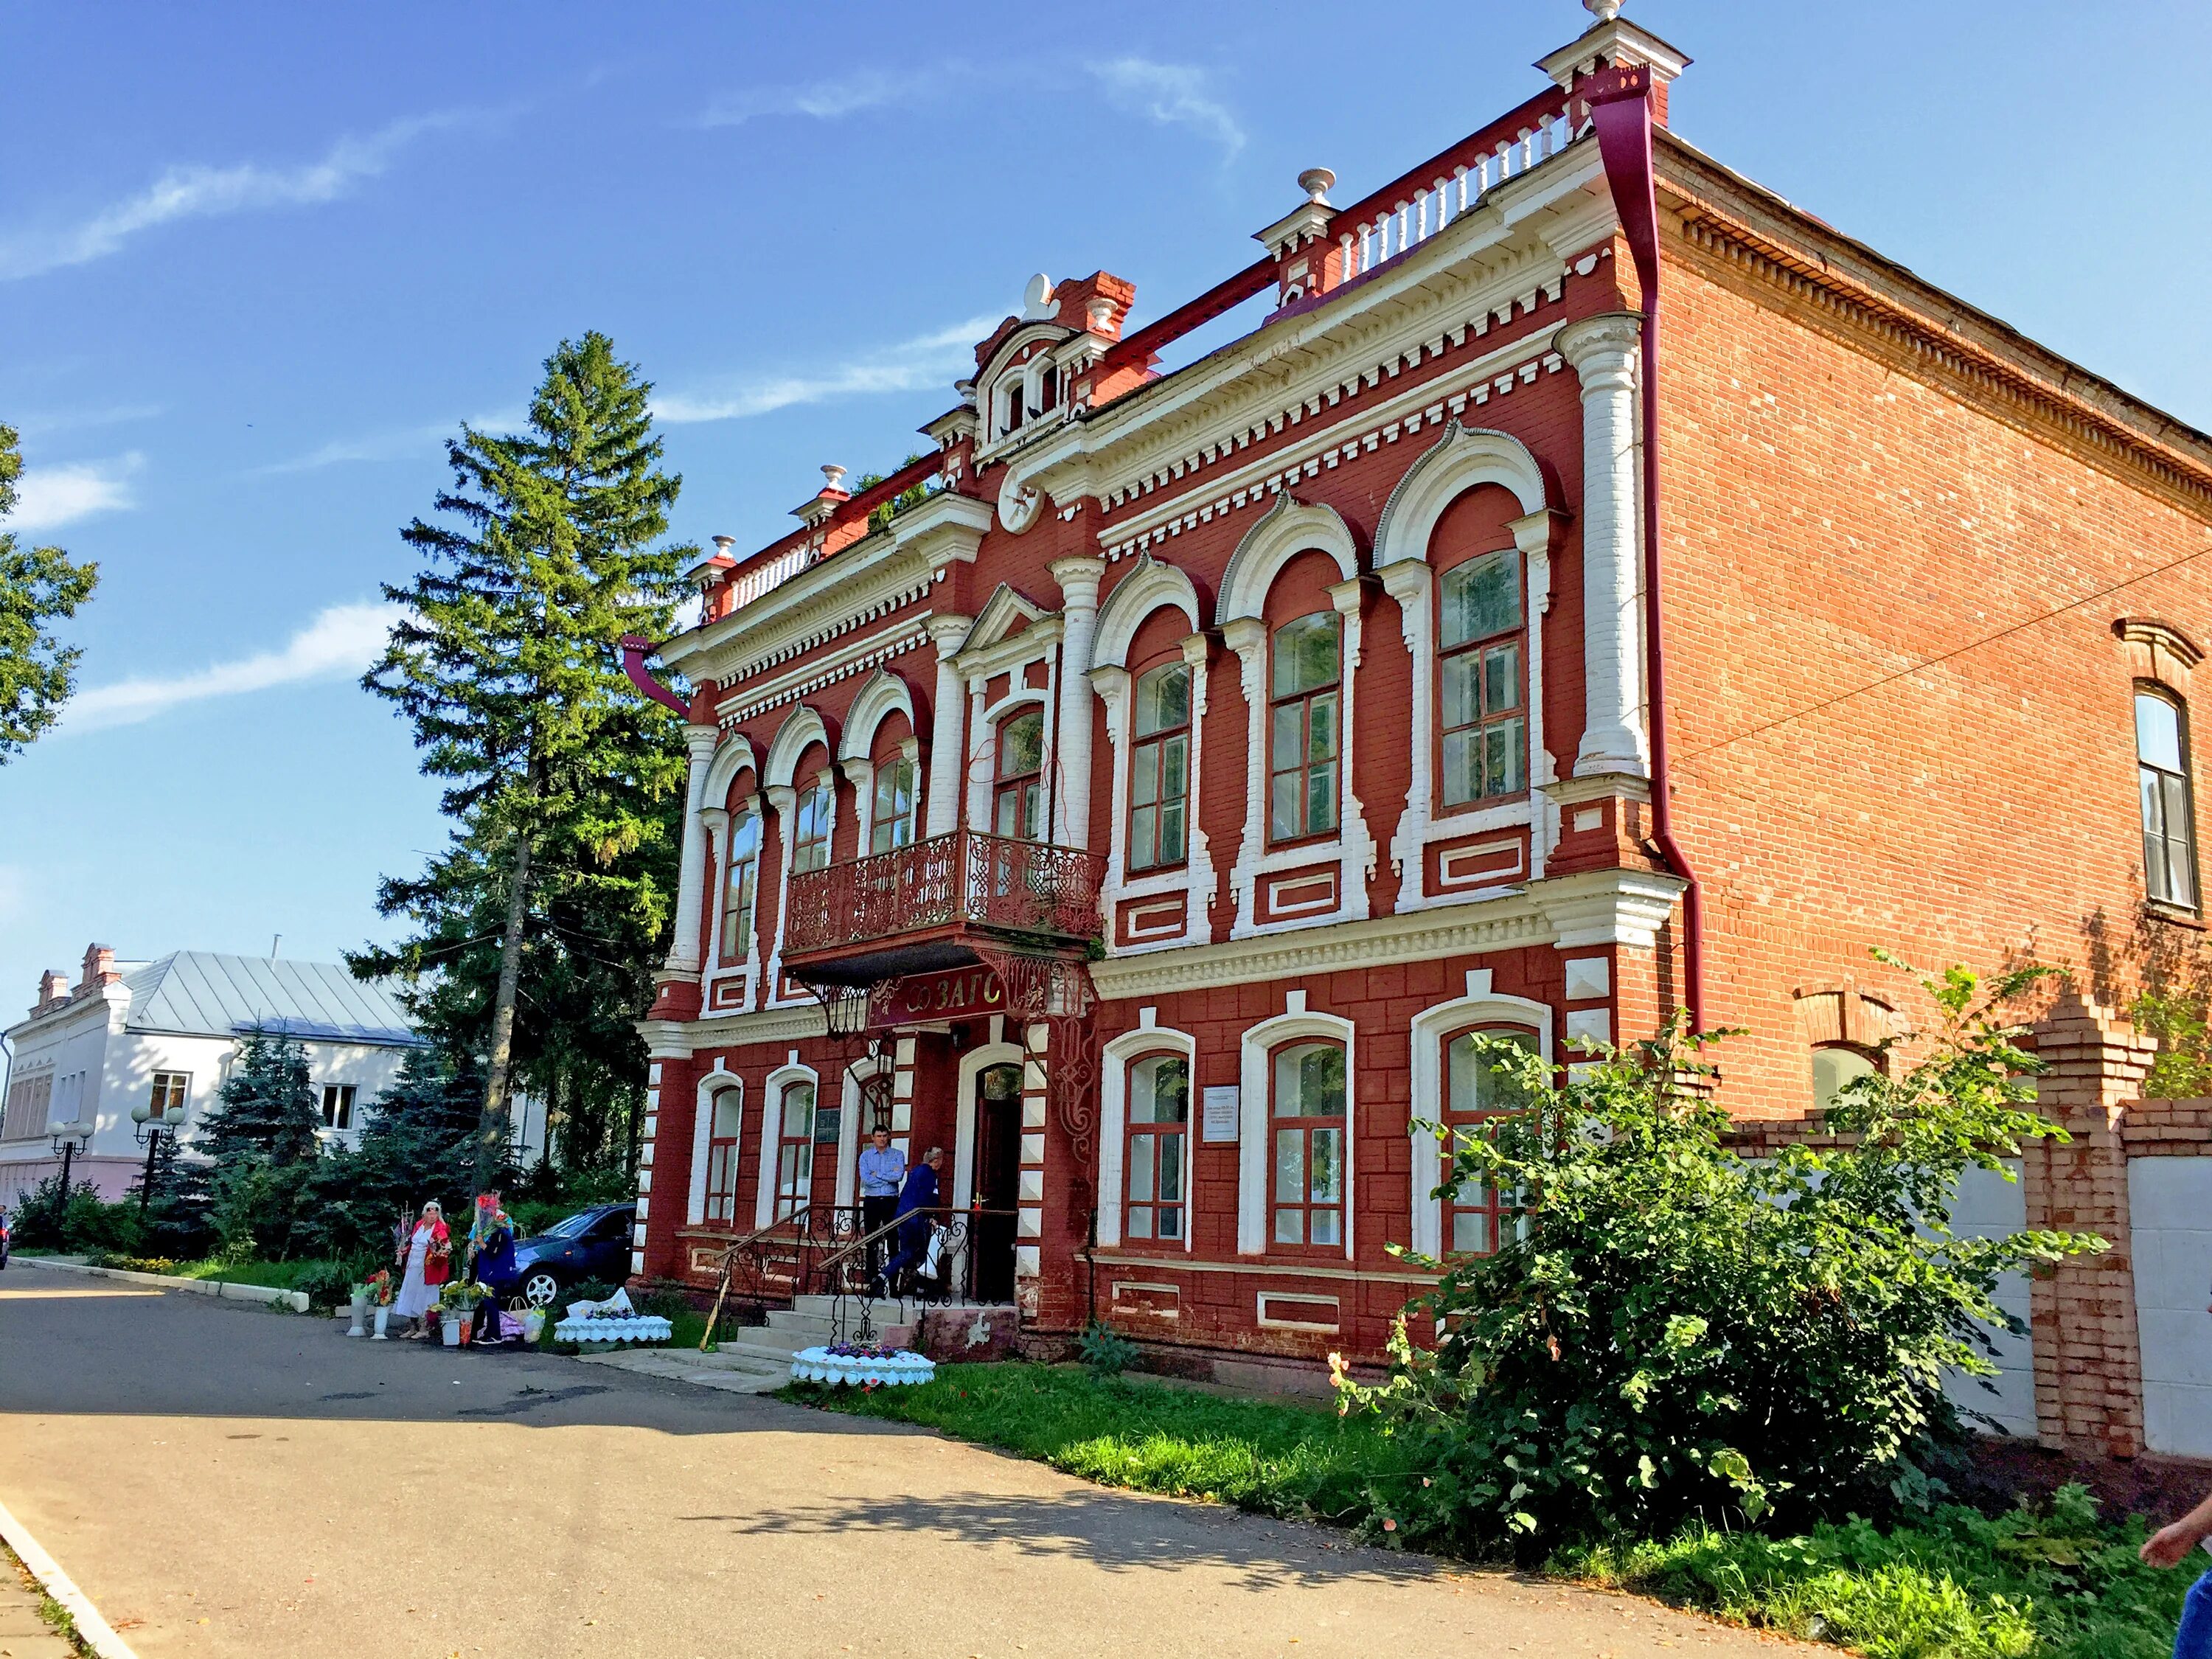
[254,406,522,477]
[0,112,470,281]
[62,601,400,734]
[8,453,142,532]
[1092,59,1245,160]
[698,66,959,128]
[10,404,163,438]
[653,316,998,425]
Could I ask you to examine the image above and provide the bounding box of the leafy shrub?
[1077,1321,1140,1378]
[290,1259,370,1311]
[635,1287,692,1321]
[1338,958,2104,1551]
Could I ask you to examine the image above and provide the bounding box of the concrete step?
[574,1346,788,1395]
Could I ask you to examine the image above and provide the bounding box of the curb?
[0,1495,140,1659]
[15,1256,310,1313]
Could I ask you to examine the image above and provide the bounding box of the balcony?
[782,829,1105,985]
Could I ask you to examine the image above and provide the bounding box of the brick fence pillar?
[2026,992,2157,1457]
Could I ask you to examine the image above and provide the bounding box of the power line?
[1679,541,2212,764]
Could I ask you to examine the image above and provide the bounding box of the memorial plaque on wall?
[1201,1085,1239,1144]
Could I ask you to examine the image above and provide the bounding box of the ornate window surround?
[1096,1019,1199,1250]
[1373,422,1563,913]
[950,586,1063,837]
[838,667,922,853]
[754,1056,819,1229]
[685,1068,743,1226]
[1236,1001,1358,1260]
[1088,555,1217,954]
[762,706,838,1007]
[1217,495,1376,939]
[1405,971,1552,1258]
[698,735,762,1014]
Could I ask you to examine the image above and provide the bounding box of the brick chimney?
[38,969,67,1009]
[78,943,116,991]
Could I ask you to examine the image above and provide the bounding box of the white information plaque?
[1201,1085,1240,1144]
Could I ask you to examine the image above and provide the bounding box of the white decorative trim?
[839,667,917,764]
[1097,1025,1198,1250]
[1405,990,1551,1258]
[763,706,833,790]
[688,1069,742,1226]
[835,1053,887,1209]
[1092,627,1217,955]
[699,733,760,811]
[1238,1008,1357,1261]
[1214,495,1360,627]
[1557,311,1650,778]
[953,1042,1025,1211]
[755,1060,820,1229]
[1093,554,1204,666]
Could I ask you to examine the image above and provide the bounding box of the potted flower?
[439,1281,484,1346]
[364,1269,395,1340]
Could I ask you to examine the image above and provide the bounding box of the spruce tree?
[0,420,100,760]
[360,333,692,1188]
[195,1028,323,1166]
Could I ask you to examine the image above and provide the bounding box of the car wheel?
[519,1269,563,1308]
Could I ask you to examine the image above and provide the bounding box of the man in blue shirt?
[856,1127,905,1281]
[879,1147,944,1297]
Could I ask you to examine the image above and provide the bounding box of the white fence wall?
[1944,1161,2038,1438]
[2129,1156,2212,1458]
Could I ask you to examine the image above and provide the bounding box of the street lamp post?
[46,1119,92,1199]
[131,1100,187,1214]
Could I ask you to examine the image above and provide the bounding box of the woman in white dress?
[392,1201,450,1338]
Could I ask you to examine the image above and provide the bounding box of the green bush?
[1077,1321,1139,1378]
[1338,958,2104,1551]
[290,1259,375,1311]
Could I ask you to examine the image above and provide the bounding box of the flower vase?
[440,1314,461,1347]
[346,1290,368,1338]
[372,1304,390,1340]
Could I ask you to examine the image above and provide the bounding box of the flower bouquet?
[363,1268,394,1307]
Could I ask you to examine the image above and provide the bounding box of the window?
[1811,1044,1879,1112]
[320,1083,355,1130]
[1,1073,52,1141]
[993,709,1046,841]
[706,1086,742,1225]
[1270,1040,1346,1248]
[773,1079,817,1220]
[1124,1054,1190,1242]
[1268,613,1341,843]
[871,755,917,854]
[2138,689,2198,909]
[791,777,834,874]
[1439,551,1527,807]
[149,1071,189,1120]
[1128,662,1191,872]
[1441,1027,1536,1255]
[722,810,762,956]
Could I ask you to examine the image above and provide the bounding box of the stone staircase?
[568,1293,1017,1396]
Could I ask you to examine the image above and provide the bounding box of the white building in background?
[0,944,550,1204]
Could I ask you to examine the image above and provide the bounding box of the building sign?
[1201,1085,1240,1144]
[871,965,1007,1029]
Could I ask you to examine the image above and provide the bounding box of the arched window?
[1124,1052,1190,1242]
[1438,549,1526,806]
[1271,1039,1346,1248]
[1268,613,1341,844]
[1811,1043,1879,1113]
[705,1086,744,1224]
[1441,1026,1536,1254]
[993,709,1046,841]
[791,777,834,874]
[773,1078,817,1220]
[2138,687,2198,909]
[1130,661,1192,872]
[722,810,761,958]
[871,755,917,854]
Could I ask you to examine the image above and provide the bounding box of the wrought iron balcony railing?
[784,829,1103,962]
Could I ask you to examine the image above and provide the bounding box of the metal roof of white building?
[116,953,420,1046]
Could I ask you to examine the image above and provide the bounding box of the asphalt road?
[0,1268,1796,1658]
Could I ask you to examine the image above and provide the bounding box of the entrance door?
[970,1062,1022,1303]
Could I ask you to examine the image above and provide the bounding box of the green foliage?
[10,1174,142,1253]
[852,453,936,532]
[196,1028,322,1166]
[358,330,693,1183]
[288,1259,372,1311]
[1077,1321,1139,1378]
[0,419,100,761]
[130,1130,214,1260]
[1337,957,2104,1550]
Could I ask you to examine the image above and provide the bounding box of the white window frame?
[1097,1022,1199,1249]
[1406,973,1554,1258]
[1237,1005,1357,1260]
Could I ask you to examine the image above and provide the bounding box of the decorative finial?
[1020,273,1057,321]
[1297,167,1335,206]
[712,534,735,554]
[820,464,847,493]
[1585,0,1623,19]
[1086,296,1116,333]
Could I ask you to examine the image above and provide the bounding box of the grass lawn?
[787,1363,2191,1659]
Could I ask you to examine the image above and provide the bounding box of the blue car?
[484,1203,636,1309]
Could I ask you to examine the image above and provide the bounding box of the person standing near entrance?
[392,1200,450,1340]
[880,1147,942,1295]
[857,1128,905,1281]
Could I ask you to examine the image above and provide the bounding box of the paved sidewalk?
[0,1544,77,1659]
[0,1270,1802,1658]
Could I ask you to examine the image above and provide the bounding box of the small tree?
[195,1028,323,1166]
[0,420,100,762]
[1338,959,2104,1551]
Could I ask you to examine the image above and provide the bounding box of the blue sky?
[1,0,2206,1013]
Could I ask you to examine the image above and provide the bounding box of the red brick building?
[623,0,2212,1383]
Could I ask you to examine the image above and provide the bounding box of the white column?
[1557,313,1649,779]
[1222,616,1268,936]
[923,613,971,836]
[664,723,722,973]
[761,784,798,1003]
[1049,556,1107,849]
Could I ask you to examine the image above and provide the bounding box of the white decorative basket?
[553,1314,673,1347]
[789,1346,936,1388]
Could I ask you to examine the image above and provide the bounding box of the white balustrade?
[1335,110,1576,280]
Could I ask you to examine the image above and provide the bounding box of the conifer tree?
[0,420,100,761]
[360,333,692,1188]
[195,1028,323,1166]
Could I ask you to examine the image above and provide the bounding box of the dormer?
[1537,0,1691,125]
[975,272,1137,447]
